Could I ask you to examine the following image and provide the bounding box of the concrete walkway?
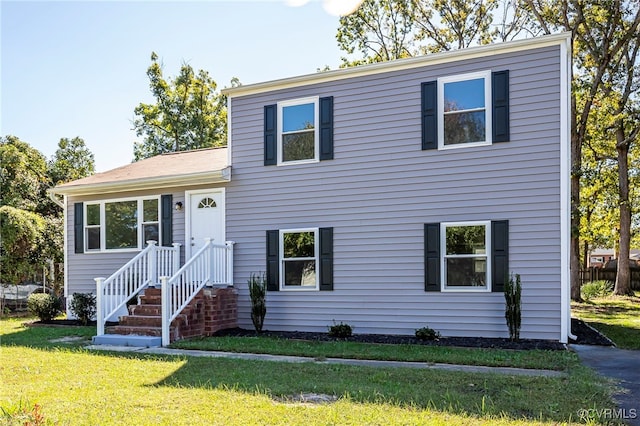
[571,345,640,426]
[85,344,564,377]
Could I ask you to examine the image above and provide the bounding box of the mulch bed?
[26,317,613,350]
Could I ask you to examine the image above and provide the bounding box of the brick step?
[107,325,163,337]
[139,294,161,305]
[119,315,162,327]
[129,304,161,316]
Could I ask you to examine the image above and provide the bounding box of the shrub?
[69,292,96,325]
[248,272,266,333]
[27,293,62,322]
[504,273,522,341]
[581,280,613,301]
[328,321,353,338]
[415,326,440,341]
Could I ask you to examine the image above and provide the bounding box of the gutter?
[48,189,65,208]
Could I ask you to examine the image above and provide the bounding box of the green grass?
[572,291,640,350]
[171,335,575,371]
[0,316,619,425]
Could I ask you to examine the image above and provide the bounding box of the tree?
[132,52,229,161]
[0,136,49,215]
[49,137,95,186]
[525,0,640,297]
[0,206,45,286]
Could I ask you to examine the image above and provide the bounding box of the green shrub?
[248,272,266,333]
[328,321,353,338]
[415,326,441,341]
[69,293,96,325]
[504,273,522,341]
[27,293,62,322]
[581,280,613,301]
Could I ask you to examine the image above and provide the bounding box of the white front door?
[186,189,225,258]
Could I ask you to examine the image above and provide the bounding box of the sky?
[1,0,346,172]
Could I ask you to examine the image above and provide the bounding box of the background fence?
[580,268,640,290]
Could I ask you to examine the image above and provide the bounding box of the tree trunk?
[570,98,583,301]
[614,130,632,296]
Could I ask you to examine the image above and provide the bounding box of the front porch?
[92,239,237,347]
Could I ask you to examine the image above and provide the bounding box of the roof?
[51,147,230,196]
[222,32,571,98]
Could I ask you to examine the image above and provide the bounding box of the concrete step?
[92,334,162,347]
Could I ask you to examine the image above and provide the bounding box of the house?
[51,32,572,345]
[588,248,640,268]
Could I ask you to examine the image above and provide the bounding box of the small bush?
[582,280,613,301]
[328,321,353,338]
[27,293,62,322]
[247,272,267,333]
[69,293,96,325]
[415,326,440,341]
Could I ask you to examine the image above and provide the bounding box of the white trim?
[51,167,231,196]
[184,188,226,260]
[83,195,160,253]
[63,195,70,316]
[227,97,232,168]
[437,70,492,150]
[277,96,320,166]
[279,227,320,291]
[559,36,572,344]
[440,221,492,292]
[223,33,572,99]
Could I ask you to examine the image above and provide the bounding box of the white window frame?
[83,195,161,253]
[441,221,491,292]
[279,227,319,291]
[438,70,492,150]
[277,96,320,166]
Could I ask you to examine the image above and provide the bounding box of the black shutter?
[161,194,173,246]
[421,81,438,150]
[492,70,510,143]
[264,104,277,165]
[266,230,279,291]
[319,227,333,291]
[491,220,509,292]
[424,223,440,291]
[319,96,334,160]
[74,202,84,254]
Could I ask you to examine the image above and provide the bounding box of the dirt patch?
[276,393,338,406]
[48,336,90,343]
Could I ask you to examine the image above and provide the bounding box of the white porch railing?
[161,239,235,346]
[94,241,181,336]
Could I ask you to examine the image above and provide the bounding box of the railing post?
[147,240,158,287]
[95,277,105,336]
[203,238,213,286]
[161,276,170,346]
[225,241,235,286]
[172,243,181,275]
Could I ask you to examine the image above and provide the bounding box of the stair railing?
[160,238,235,346]
[94,241,181,336]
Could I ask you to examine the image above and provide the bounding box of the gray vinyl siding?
[227,45,563,340]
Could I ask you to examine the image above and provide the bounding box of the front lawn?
[572,291,640,350]
[0,317,617,425]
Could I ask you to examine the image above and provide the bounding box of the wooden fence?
[579,268,640,290]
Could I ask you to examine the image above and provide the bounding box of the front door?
[186,189,225,258]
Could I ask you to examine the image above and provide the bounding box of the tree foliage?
[49,137,95,186]
[132,52,232,161]
[0,206,45,286]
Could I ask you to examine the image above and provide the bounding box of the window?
[280,229,318,290]
[424,220,508,293]
[422,70,509,151]
[438,71,491,148]
[84,196,161,252]
[442,222,490,290]
[264,96,333,166]
[266,227,334,291]
[278,97,319,164]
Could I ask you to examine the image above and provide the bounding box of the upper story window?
[278,97,319,165]
[84,196,160,252]
[438,71,492,149]
[422,70,509,151]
